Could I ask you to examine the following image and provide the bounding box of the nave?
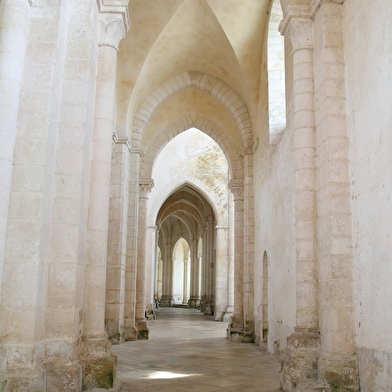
[112,308,280,392]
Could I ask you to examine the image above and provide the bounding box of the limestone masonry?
[0,0,391,391]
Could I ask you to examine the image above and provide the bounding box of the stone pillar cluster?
[312,0,358,388]
[0,0,131,389]
[160,242,174,307]
[135,180,154,339]
[278,2,359,390]
[188,240,200,308]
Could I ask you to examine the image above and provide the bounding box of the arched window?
[267,0,286,145]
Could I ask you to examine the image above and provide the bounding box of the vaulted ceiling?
[116,0,273,154]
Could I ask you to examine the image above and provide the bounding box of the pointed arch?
[130,72,253,151]
[140,113,243,182]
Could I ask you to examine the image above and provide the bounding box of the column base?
[187,297,200,308]
[319,353,359,392]
[214,311,223,321]
[280,328,321,391]
[124,320,138,341]
[0,370,46,392]
[46,360,83,391]
[226,315,254,343]
[135,319,149,340]
[106,319,125,344]
[159,297,173,307]
[222,311,233,323]
[145,303,156,320]
[79,337,117,390]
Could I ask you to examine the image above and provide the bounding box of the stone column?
[160,242,173,307]
[106,136,131,344]
[225,194,235,321]
[203,215,214,315]
[279,8,320,390]
[227,180,247,341]
[145,225,157,319]
[214,226,229,321]
[182,254,189,304]
[0,1,49,389]
[80,9,129,389]
[124,150,142,341]
[135,179,153,339]
[0,0,31,298]
[243,149,255,340]
[200,231,207,311]
[156,250,163,302]
[188,239,200,308]
[312,0,358,389]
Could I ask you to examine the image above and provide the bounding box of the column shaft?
[160,243,173,306]
[226,195,235,316]
[0,0,30,297]
[145,226,157,318]
[188,239,200,307]
[106,137,130,344]
[279,11,320,390]
[80,10,128,389]
[124,151,141,340]
[243,151,255,338]
[214,227,229,321]
[135,180,153,339]
[313,1,358,388]
[182,255,189,304]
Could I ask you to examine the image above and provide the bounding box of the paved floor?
[112,307,281,392]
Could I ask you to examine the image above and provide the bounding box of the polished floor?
[112,307,281,392]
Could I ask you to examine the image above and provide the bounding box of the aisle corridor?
[112,308,281,391]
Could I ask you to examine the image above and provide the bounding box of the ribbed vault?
[156,185,215,241]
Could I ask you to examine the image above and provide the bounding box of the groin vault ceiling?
[116,0,273,153]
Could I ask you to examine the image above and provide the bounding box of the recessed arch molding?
[130,71,253,151]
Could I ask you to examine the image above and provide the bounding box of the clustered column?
[80,10,129,390]
[160,242,173,307]
[182,254,189,304]
[203,215,214,315]
[135,180,154,339]
[214,226,229,321]
[225,194,235,320]
[124,150,142,341]
[279,9,320,390]
[227,180,245,341]
[188,239,200,308]
[242,148,255,340]
[312,0,358,388]
[106,136,131,344]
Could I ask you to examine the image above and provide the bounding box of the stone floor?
[112,307,281,392]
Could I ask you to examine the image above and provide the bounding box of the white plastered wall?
[344,0,392,389]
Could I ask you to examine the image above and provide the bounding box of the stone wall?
[344,0,392,390]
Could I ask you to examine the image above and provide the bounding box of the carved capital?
[97,0,130,27]
[229,179,244,201]
[112,133,132,152]
[98,12,128,52]
[310,0,345,17]
[139,179,154,198]
[279,6,313,53]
